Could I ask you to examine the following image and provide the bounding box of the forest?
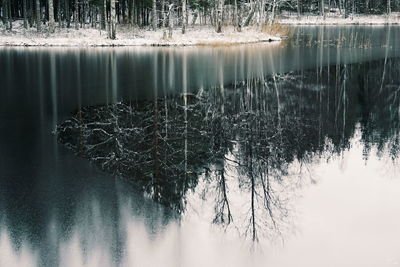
[1,0,399,38]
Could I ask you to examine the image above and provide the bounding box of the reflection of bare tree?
[211,168,233,225]
[57,57,400,242]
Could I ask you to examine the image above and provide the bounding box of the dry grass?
[261,22,291,37]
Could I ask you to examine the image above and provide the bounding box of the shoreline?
[0,23,281,47]
[1,15,398,47]
[280,13,400,25]
[0,37,281,48]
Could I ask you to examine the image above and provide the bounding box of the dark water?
[1,26,400,267]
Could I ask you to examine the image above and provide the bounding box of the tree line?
[1,0,399,37]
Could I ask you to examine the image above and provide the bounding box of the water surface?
[1,26,400,267]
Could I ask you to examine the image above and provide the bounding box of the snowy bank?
[280,13,400,25]
[0,21,281,47]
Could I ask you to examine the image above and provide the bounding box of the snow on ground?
[280,12,400,25]
[0,20,281,47]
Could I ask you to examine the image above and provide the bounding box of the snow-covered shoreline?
[0,22,281,47]
[280,13,400,25]
[2,14,398,48]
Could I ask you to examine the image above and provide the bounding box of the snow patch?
[0,21,281,47]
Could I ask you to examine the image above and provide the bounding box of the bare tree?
[153,0,157,30]
[297,0,301,19]
[74,0,79,29]
[23,0,28,29]
[65,0,70,28]
[49,0,55,33]
[2,0,10,30]
[168,4,174,38]
[320,0,325,18]
[110,0,116,39]
[216,0,223,32]
[182,0,187,33]
[36,0,41,31]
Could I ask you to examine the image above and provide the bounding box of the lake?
[1,26,400,267]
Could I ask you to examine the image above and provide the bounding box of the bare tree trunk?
[7,0,11,30]
[3,0,9,30]
[83,0,88,28]
[260,0,265,25]
[256,0,265,28]
[28,0,33,27]
[270,0,276,24]
[57,0,61,27]
[49,0,55,32]
[65,0,70,28]
[344,0,349,17]
[162,0,167,38]
[320,0,325,18]
[297,0,300,19]
[237,6,242,31]
[110,0,116,39]
[181,0,186,33]
[168,3,173,38]
[216,0,223,32]
[36,0,41,31]
[23,0,28,28]
[234,0,238,29]
[387,0,391,16]
[103,0,109,32]
[152,0,157,30]
[3,0,8,30]
[80,0,84,28]
[74,0,79,29]
[131,0,135,28]
[101,0,106,29]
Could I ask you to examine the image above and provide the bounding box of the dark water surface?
[1,26,400,267]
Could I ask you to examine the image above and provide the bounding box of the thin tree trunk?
[321,0,325,19]
[297,0,300,19]
[216,0,223,32]
[28,0,33,27]
[57,0,62,28]
[110,0,116,39]
[49,0,55,32]
[168,3,173,38]
[260,0,265,25]
[234,0,238,29]
[65,0,70,28]
[270,0,276,24]
[7,0,11,30]
[101,0,105,29]
[162,0,166,38]
[3,0,8,30]
[130,0,135,28]
[74,0,79,29]
[152,0,157,30]
[237,6,242,31]
[181,0,186,33]
[36,0,41,31]
[23,0,28,28]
